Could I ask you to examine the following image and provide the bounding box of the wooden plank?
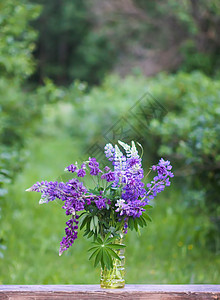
[0,285,219,300]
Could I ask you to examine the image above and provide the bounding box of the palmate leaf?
[127,212,152,233]
[88,234,126,270]
[128,217,134,230]
[136,216,144,227]
[103,232,112,243]
[105,247,121,261]
[142,212,152,222]
[134,218,138,231]
[145,204,153,210]
[88,245,99,253]
[106,244,125,250]
[94,249,102,268]
[105,249,114,269]
[89,247,100,260]
[87,231,94,238]
[102,248,112,269]
[80,214,90,230]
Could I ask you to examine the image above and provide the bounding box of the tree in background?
[31,0,116,85]
[0,0,41,256]
[30,0,220,85]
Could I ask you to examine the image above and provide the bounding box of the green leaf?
[88,246,99,252]
[103,232,112,243]
[105,249,113,269]
[143,213,152,222]
[140,216,147,226]
[87,231,94,238]
[106,247,121,261]
[90,217,96,232]
[91,241,101,246]
[100,249,105,270]
[108,244,126,250]
[96,236,103,244]
[134,219,138,231]
[80,215,90,230]
[128,217,134,230]
[89,248,100,260]
[94,249,102,268]
[78,212,86,219]
[83,229,90,237]
[105,236,118,245]
[136,217,144,228]
[95,223,99,235]
[145,205,153,210]
[102,248,112,270]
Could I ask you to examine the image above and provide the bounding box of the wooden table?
[0,285,220,299]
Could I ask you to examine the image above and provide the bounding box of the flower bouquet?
[26,140,174,288]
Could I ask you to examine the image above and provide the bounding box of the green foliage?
[31,0,116,84]
[147,71,220,251]
[127,209,152,233]
[88,233,125,270]
[42,71,220,252]
[0,0,41,79]
[180,40,220,77]
[0,134,219,284]
[0,0,41,257]
[29,0,220,84]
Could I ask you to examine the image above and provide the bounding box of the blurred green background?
[0,0,220,284]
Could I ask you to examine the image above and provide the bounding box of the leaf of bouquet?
[93,216,99,227]
[87,231,94,238]
[105,236,118,245]
[89,248,100,261]
[80,214,90,230]
[100,249,105,270]
[142,212,152,222]
[88,189,101,196]
[102,248,112,270]
[103,232,112,243]
[105,247,121,261]
[95,223,99,235]
[107,243,126,250]
[105,249,113,269]
[78,212,86,219]
[96,236,103,244]
[133,219,138,232]
[128,217,134,230]
[136,141,143,158]
[144,204,153,210]
[94,249,102,268]
[83,229,90,237]
[88,245,99,252]
[136,216,144,228]
[91,241,101,246]
[90,217,98,232]
[139,215,147,226]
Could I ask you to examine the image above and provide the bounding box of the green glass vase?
[100,237,125,289]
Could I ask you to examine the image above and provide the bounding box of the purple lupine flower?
[94,196,106,210]
[26,181,61,204]
[88,157,101,176]
[101,171,115,182]
[65,164,77,173]
[104,143,115,161]
[59,218,78,256]
[145,158,174,202]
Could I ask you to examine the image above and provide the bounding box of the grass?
[0,134,219,284]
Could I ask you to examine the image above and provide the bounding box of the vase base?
[100,280,125,289]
